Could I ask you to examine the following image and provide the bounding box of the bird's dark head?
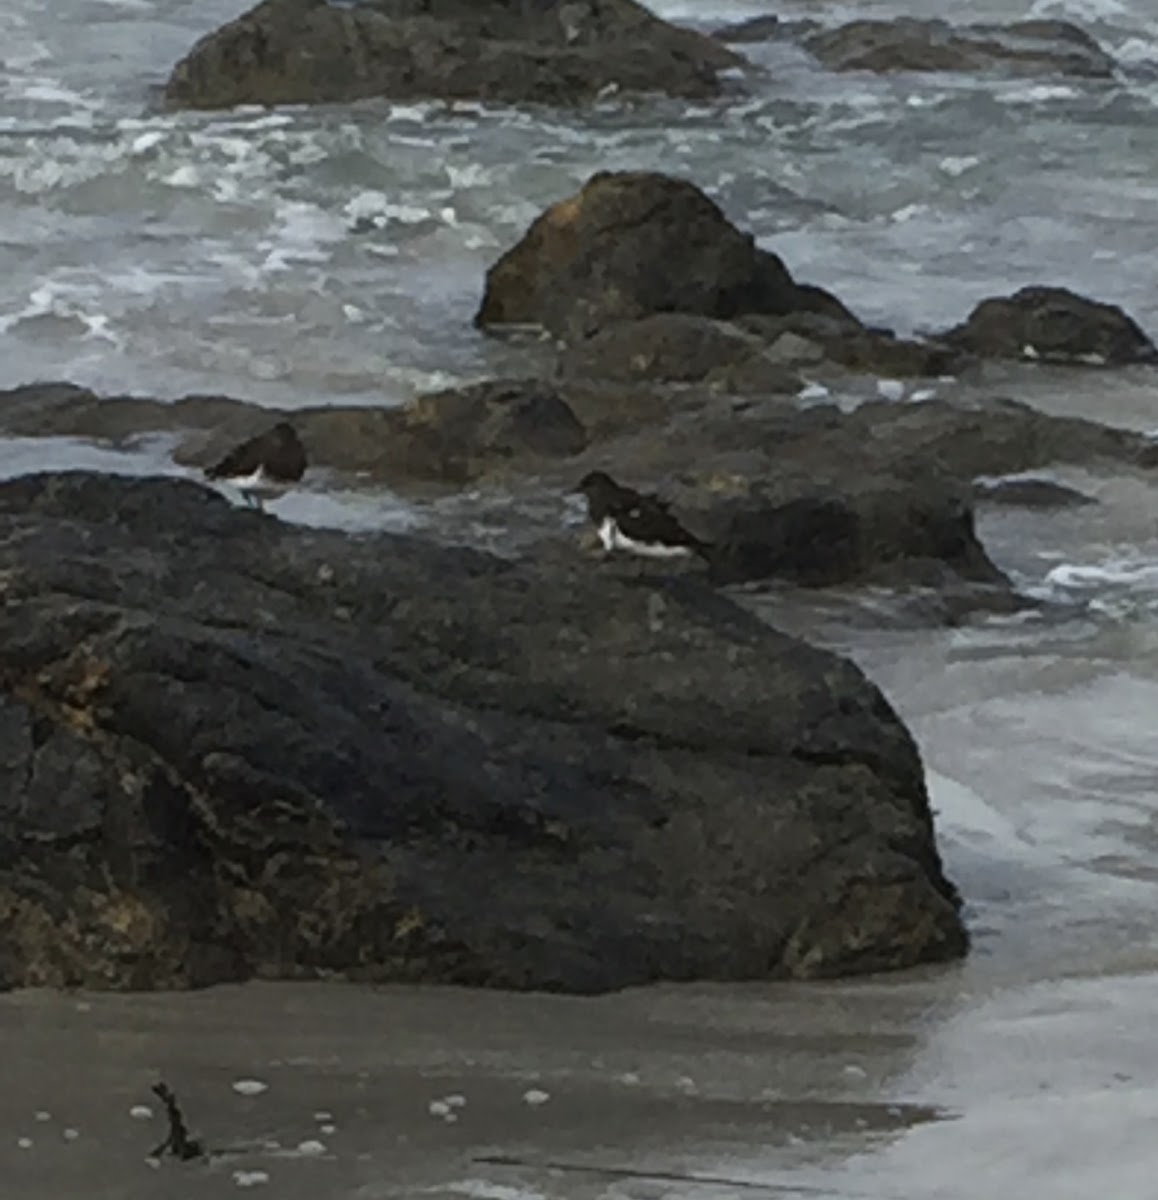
[576,470,618,498]
[270,421,300,442]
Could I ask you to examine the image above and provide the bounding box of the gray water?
[4,0,1158,1195]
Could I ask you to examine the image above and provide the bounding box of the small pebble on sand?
[17,1138,33,1150]
[319,1124,337,1135]
[63,1128,80,1142]
[428,1100,452,1117]
[445,1095,467,1109]
[313,1111,333,1122]
[232,1079,269,1097]
[129,1105,154,1120]
[522,1089,550,1107]
[296,1140,326,1157]
[34,1111,51,1122]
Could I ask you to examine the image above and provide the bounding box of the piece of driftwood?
[150,1082,205,1161]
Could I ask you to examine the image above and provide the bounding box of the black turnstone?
[576,470,710,560]
[205,421,307,509]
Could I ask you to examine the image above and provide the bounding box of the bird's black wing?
[206,433,264,480]
[616,496,705,549]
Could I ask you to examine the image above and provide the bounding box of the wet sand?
[3,962,1157,1199]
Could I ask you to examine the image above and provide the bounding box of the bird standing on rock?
[205,422,307,510]
[575,470,711,560]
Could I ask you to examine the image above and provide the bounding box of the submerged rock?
[476,171,856,340]
[163,0,743,110]
[942,286,1157,365]
[0,471,965,991]
[803,17,1116,78]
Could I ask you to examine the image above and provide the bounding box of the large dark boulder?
[942,286,1157,365]
[476,171,857,340]
[0,472,965,991]
[163,0,743,110]
[803,18,1116,77]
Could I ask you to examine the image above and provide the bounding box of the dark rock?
[163,0,744,110]
[705,480,1006,588]
[974,476,1096,508]
[942,286,1157,365]
[697,392,1155,491]
[0,471,965,991]
[803,17,1116,78]
[712,15,818,45]
[739,312,964,378]
[549,389,1158,590]
[476,171,859,340]
[1,382,1154,595]
[280,379,587,482]
[556,312,799,389]
[555,311,961,389]
[0,380,589,487]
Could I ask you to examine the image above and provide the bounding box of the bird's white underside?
[597,516,693,559]
[221,467,291,499]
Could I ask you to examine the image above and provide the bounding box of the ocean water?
[1,0,1157,405]
[3,0,1158,1196]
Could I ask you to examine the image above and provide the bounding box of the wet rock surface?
[556,313,795,387]
[476,171,855,340]
[942,286,1158,366]
[163,0,743,110]
[4,379,1155,592]
[974,476,1097,508]
[703,480,1004,590]
[0,471,965,991]
[712,14,816,45]
[556,312,960,387]
[477,172,1148,379]
[801,18,1116,78]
